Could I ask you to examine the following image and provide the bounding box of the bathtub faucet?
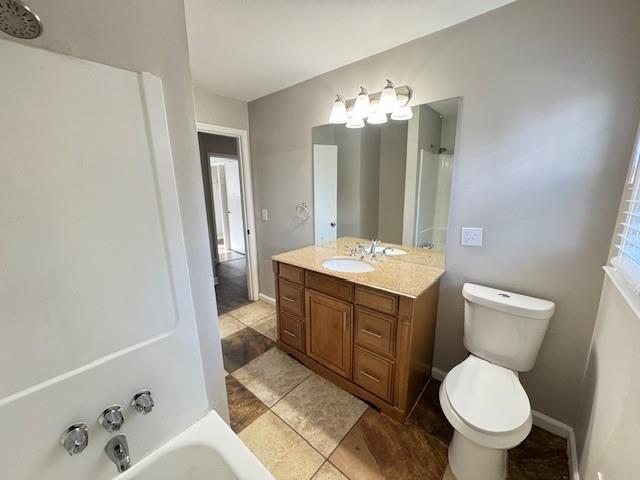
[105,434,131,473]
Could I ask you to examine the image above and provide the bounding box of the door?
[223,161,246,254]
[313,144,338,244]
[305,290,353,378]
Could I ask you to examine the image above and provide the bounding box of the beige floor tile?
[219,314,245,339]
[233,348,311,407]
[239,411,324,480]
[251,313,277,340]
[312,462,349,480]
[229,300,275,326]
[272,374,367,457]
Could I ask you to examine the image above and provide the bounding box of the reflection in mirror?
[312,97,459,259]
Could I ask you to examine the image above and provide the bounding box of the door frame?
[197,122,259,301]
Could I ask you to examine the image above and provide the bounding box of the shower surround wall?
[0,1,226,478]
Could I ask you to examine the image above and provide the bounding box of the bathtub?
[115,410,273,480]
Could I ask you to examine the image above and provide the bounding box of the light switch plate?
[261,209,268,221]
[461,227,483,246]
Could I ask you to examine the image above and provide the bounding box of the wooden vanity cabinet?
[305,290,352,378]
[273,260,440,423]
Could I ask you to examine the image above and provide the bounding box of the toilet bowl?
[439,355,532,479]
[441,284,554,480]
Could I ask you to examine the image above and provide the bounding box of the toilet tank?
[462,283,555,372]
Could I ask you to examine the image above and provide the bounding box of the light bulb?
[391,105,413,121]
[367,105,387,124]
[346,114,364,129]
[329,94,347,124]
[353,87,370,118]
[379,79,398,114]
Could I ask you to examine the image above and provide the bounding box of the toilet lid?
[444,356,530,434]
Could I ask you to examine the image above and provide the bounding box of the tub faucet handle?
[98,405,125,432]
[60,422,89,456]
[131,389,154,415]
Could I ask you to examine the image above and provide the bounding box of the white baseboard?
[431,366,446,381]
[430,364,579,480]
[258,293,276,305]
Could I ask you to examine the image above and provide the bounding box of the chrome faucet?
[369,239,382,259]
[105,434,131,473]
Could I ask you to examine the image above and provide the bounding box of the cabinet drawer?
[279,279,304,317]
[279,312,305,353]
[354,307,395,358]
[279,263,304,285]
[306,270,354,302]
[355,286,398,316]
[353,347,393,402]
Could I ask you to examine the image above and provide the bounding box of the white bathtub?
[115,411,273,480]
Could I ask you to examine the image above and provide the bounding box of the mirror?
[312,97,459,258]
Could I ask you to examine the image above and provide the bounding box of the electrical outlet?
[261,209,268,221]
[461,227,483,247]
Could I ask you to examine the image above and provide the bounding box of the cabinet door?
[305,290,353,378]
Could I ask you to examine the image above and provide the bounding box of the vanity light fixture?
[346,113,365,129]
[329,94,348,124]
[329,79,412,125]
[390,105,413,121]
[367,104,388,124]
[353,87,371,118]
[379,79,398,113]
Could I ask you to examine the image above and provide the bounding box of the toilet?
[440,283,555,480]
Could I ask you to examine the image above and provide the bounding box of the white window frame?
[611,123,640,293]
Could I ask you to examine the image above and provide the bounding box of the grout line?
[328,460,352,480]
[269,368,313,410]
[322,405,368,460]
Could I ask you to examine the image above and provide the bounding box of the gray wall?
[1,0,228,417]
[335,127,363,237]
[249,0,640,425]
[359,127,381,239]
[378,122,407,243]
[193,86,249,130]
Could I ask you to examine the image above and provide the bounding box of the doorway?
[197,124,259,315]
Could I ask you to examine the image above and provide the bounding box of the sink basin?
[373,246,407,256]
[322,257,374,273]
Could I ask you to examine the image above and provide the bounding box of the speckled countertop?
[272,238,445,298]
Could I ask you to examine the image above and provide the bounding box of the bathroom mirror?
[312,97,459,257]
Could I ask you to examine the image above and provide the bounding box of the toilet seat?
[440,355,532,449]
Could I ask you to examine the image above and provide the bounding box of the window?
[612,123,640,291]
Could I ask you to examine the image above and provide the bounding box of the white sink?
[322,257,374,273]
[373,246,407,256]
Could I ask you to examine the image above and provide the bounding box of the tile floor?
[215,257,249,314]
[220,301,570,480]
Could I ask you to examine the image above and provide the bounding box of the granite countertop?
[272,238,445,298]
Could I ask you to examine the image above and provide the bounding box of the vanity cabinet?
[273,260,440,422]
[305,290,352,378]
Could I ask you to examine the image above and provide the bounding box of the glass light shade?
[367,107,387,125]
[391,105,413,121]
[353,87,370,118]
[379,80,398,113]
[329,95,347,124]
[346,114,365,129]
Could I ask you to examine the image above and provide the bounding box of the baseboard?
[258,293,276,305]
[430,364,580,480]
[431,366,446,381]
